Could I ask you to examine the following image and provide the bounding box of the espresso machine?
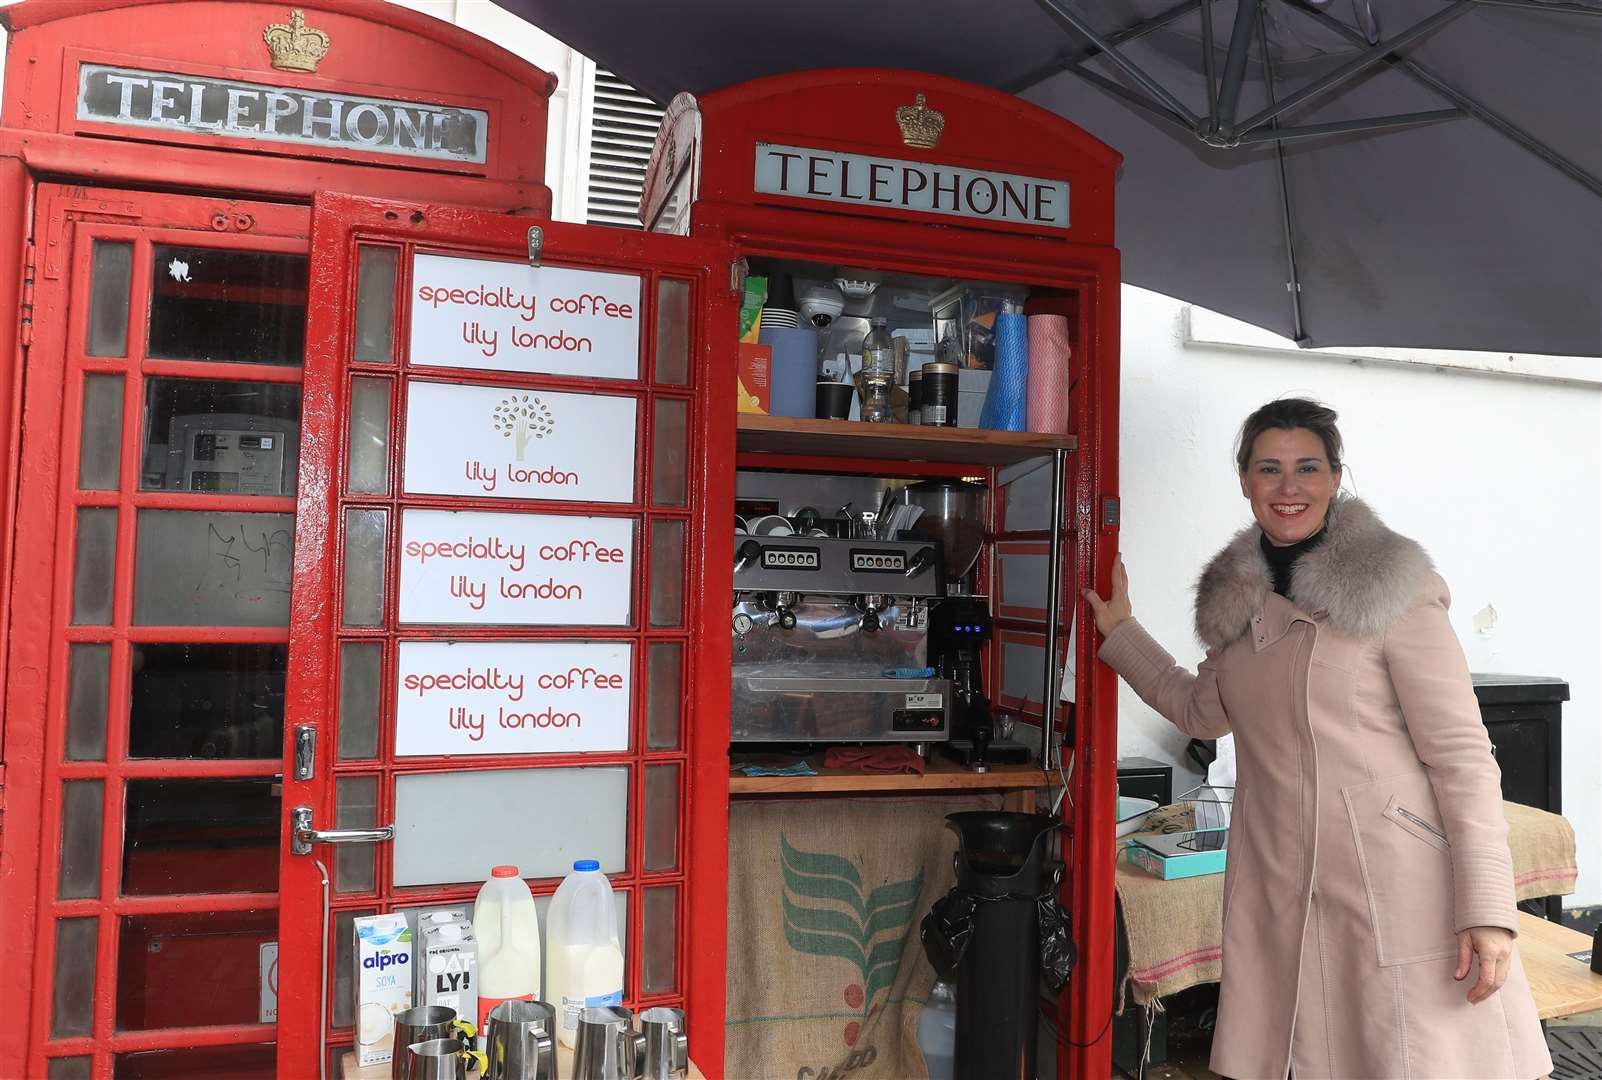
[728,531,951,745]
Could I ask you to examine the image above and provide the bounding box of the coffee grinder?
[889,480,1030,769]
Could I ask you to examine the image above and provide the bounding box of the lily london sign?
[76,63,488,163]
[753,142,1070,229]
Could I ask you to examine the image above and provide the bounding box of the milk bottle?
[472,865,541,1034]
[546,859,625,1048]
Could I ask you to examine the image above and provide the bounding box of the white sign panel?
[395,640,632,756]
[754,142,1069,230]
[398,509,633,626]
[404,381,638,503]
[77,64,489,163]
[258,943,279,1024]
[410,253,641,379]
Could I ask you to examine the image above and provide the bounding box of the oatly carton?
[420,917,478,1027]
[408,907,470,999]
[354,912,413,1067]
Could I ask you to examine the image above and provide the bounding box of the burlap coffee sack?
[1114,849,1223,1007]
[725,795,999,1079]
[1504,801,1578,900]
[1114,799,1574,1008]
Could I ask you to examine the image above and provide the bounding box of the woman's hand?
[1082,554,1133,637]
[1456,926,1514,1003]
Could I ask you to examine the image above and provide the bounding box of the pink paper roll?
[1026,314,1073,434]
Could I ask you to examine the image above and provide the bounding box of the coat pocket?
[1343,774,1459,967]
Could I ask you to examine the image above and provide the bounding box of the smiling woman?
[1083,397,1553,1080]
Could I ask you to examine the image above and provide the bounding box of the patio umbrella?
[496,0,1602,357]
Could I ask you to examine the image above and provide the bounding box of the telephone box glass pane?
[355,247,400,364]
[342,508,388,627]
[79,373,125,490]
[641,886,677,994]
[147,246,308,366]
[651,398,688,507]
[87,239,133,357]
[334,775,379,894]
[648,520,685,628]
[128,643,286,759]
[338,642,383,760]
[121,778,278,895]
[66,643,111,761]
[654,278,690,385]
[645,642,682,751]
[140,378,301,495]
[643,764,680,872]
[347,377,393,494]
[133,511,294,626]
[71,507,117,625]
[392,767,627,886]
[115,909,276,1030]
[51,918,97,1038]
[114,1045,276,1078]
[46,1057,91,1080]
[331,906,378,1029]
[58,780,104,900]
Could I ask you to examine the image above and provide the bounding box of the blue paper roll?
[979,311,1029,431]
[759,326,820,418]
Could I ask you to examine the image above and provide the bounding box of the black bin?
[945,811,1059,1079]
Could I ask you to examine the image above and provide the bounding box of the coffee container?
[907,368,924,426]
[920,362,959,427]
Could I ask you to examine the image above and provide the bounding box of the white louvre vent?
[584,69,665,229]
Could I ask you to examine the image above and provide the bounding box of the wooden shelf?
[736,414,1076,466]
[729,756,1049,796]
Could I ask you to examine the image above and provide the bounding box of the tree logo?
[491,394,555,461]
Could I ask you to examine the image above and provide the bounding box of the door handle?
[291,806,394,856]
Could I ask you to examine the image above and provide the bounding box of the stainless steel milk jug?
[639,1007,688,1080]
[485,999,556,1080]
[572,1005,644,1080]
[401,1038,469,1080]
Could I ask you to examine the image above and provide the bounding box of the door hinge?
[730,257,748,296]
[19,240,36,348]
[527,226,543,267]
[1102,496,1120,527]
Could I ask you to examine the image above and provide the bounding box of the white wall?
[1116,285,1602,908]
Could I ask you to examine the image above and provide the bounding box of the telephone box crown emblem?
[895,94,945,149]
[263,10,331,73]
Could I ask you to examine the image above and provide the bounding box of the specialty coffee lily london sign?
[410,253,641,379]
[395,640,631,756]
[76,63,488,163]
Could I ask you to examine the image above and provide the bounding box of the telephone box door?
[276,192,735,1076]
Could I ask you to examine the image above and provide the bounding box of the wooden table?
[1516,911,1602,1021]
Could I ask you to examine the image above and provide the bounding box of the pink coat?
[1100,497,1551,1079]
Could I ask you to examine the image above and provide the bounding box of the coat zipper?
[1394,805,1449,844]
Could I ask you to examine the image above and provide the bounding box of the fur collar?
[1194,496,1434,649]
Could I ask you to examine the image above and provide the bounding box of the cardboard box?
[737,343,772,414]
[1126,828,1229,880]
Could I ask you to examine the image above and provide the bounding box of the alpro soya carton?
[354,913,413,1067]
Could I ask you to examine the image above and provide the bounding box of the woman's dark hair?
[1234,398,1343,474]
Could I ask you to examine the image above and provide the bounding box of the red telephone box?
[1,6,1123,1076]
[650,70,1123,1078]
